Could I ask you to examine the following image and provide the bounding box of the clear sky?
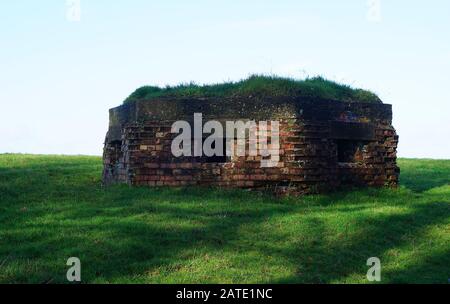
[1,0,449,158]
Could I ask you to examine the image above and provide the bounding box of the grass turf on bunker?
[124,75,382,104]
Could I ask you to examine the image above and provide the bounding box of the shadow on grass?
[269,201,449,283]
[0,156,449,283]
[398,158,450,192]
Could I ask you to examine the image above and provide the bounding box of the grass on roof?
[123,75,382,104]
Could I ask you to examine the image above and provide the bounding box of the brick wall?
[103,98,399,195]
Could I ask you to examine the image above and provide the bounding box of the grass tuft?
[124,75,382,104]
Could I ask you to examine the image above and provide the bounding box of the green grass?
[0,154,449,284]
[124,75,382,104]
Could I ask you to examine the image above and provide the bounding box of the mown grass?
[124,75,382,104]
[0,154,448,284]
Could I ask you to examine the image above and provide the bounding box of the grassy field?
[0,154,448,284]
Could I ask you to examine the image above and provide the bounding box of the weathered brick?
[103,98,399,195]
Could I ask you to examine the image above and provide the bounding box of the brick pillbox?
[103,97,399,195]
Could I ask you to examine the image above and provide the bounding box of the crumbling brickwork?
[103,97,399,195]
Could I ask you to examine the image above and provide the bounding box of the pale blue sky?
[1,0,449,158]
